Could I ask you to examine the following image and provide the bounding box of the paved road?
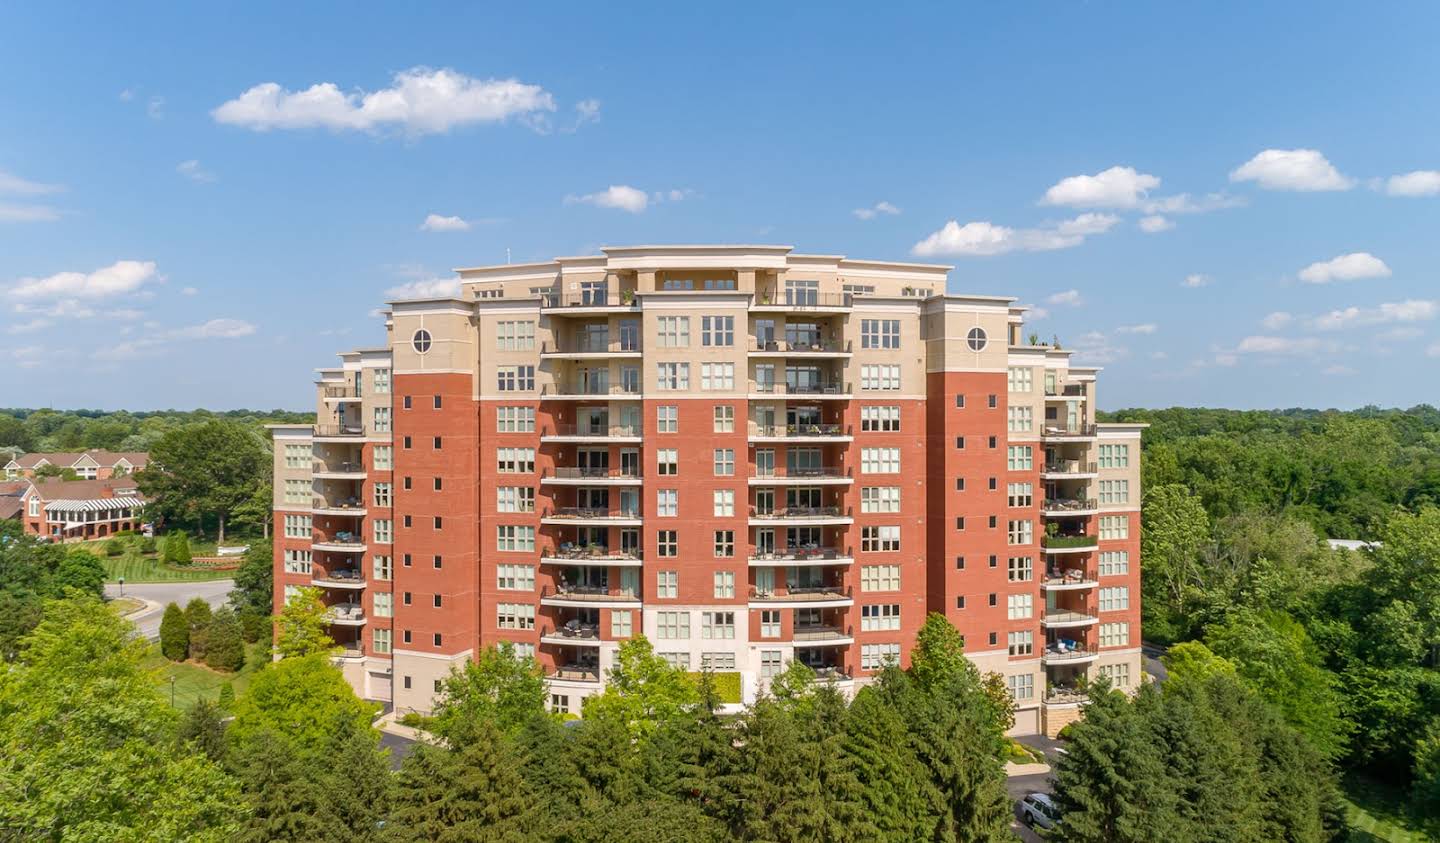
[104,579,234,640]
[1142,641,1169,683]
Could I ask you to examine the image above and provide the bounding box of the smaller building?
[0,481,26,523]
[3,450,150,481]
[19,478,145,541]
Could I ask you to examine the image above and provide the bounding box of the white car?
[1019,792,1060,830]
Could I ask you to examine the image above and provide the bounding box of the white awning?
[44,497,145,513]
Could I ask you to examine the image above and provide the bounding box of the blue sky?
[4,3,1440,411]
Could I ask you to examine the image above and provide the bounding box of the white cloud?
[7,318,52,334]
[176,160,216,183]
[1138,215,1173,233]
[1046,289,1083,307]
[420,213,470,232]
[1237,335,1323,354]
[1141,192,1247,214]
[0,170,62,195]
[10,260,159,301]
[1041,166,1159,208]
[853,201,901,220]
[1309,299,1437,330]
[1116,323,1157,335]
[181,286,198,296]
[1428,342,1440,358]
[1297,252,1391,284]
[654,189,695,203]
[1017,304,1049,321]
[384,277,461,300]
[565,184,649,213]
[213,68,558,136]
[10,345,45,369]
[1260,311,1293,330]
[1181,273,1210,288]
[118,89,135,102]
[570,98,601,131]
[1321,365,1355,376]
[911,213,1118,257]
[1150,351,1169,360]
[1384,170,1440,197]
[1070,330,1127,364]
[147,96,165,119]
[93,317,256,360]
[1229,148,1353,191]
[1377,326,1423,342]
[0,203,60,223]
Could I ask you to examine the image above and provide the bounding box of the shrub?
[185,598,213,660]
[104,538,124,557]
[1057,722,1076,741]
[139,536,157,555]
[170,532,193,565]
[204,608,246,672]
[54,552,107,598]
[159,602,189,661]
[238,608,270,643]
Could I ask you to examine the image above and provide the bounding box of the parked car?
[1020,792,1060,830]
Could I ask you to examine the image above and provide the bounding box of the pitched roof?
[27,477,143,502]
[0,497,20,520]
[0,480,27,497]
[8,450,149,470]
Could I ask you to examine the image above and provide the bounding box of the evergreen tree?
[179,697,228,763]
[173,530,193,564]
[317,714,392,843]
[844,684,937,840]
[1150,678,1265,841]
[205,606,246,672]
[1412,720,1440,838]
[185,596,213,660]
[218,681,236,711]
[159,601,189,661]
[515,712,589,830]
[231,728,333,843]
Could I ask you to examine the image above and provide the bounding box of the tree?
[136,419,270,542]
[205,607,246,672]
[582,635,698,737]
[160,601,190,661]
[169,530,193,565]
[843,684,937,840]
[185,596,214,661]
[1141,483,1212,642]
[0,595,241,839]
[227,653,377,762]
[54,550,107,597]
[908,612,973,691]
[1160,640,1237,686]
[179,697,228,763]
[1413,720,1440,836]
[274,586,334,658]
[431,642,548,743]
[229,537,273,617]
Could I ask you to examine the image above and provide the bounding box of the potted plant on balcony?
[621,289,634,305]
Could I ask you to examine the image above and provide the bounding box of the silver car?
[1020,792,1060,830]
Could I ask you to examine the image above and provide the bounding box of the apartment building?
[270,244,1143,736]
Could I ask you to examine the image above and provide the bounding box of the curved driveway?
[104,579,234,640]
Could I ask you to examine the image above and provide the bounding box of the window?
[654,448,677,476]
[656,530,677,557]
[1098,662,1131,688]
[657,570,678,599]
[1007,556,1033,582]
[713,448,735,476]
[1099,515,1129,540]
[1007,367,1032,393]
[861,405,900,432]
[1100,622,1129,647]
[860,564,900,592]
[701,315,734,346]
[713,571,735,598]
[611,610,633,638]
[1007,406,1033,432]
[860,364,901,391]
[497,448,535,473]
[1007,482,1033,507]
[497,564,535,590]
[1099,551,1130,576]
[366,405,389,434]
[373,592,393,618]
[412,329,432,353]
[283,514,312,539]
[1099,444,1130,469]
[372,368,390,394]
[497,603,535,630]
[1099,587,1130,612]
[656,362,690,390]
[1099,480,1130,505]
[860,486,900,513]
[373,519,392,543]
[1006,445,1033,471]
[657,406,678,433]
[496,407,536,432]
[966,326,987,351]
[1007,519,1033,545]
[1007,673,1034,701]
[496,525,535,552]
[373,628,392,655]
[373,555,392,581]
[283,549,312,574]
[658,652,690,669]
[1008,630,1033,656]
[403,395,412,410]
[702,612,735,639]
[496,487,535,512]
[1007,593,1033,619]
[861,318,900,349]
[283,479,308,504]
[861,643,901,671]
[433,555,443,569]
[700,652,736,671]
[706,405,735,434]
[712,489,734,517]
[861,447,900,474]
[283,443,309,469]
[701,362,734,390]
[372,482,392,507]
[510,642,535,661]
[433,436,443,450]
[657,316,690,347]
[373,445,392,470]
[861,525,901,552]
[497,365,535,391]
[656,611,689,639]
[657,489,678,517]
[496,320,535,350]
[861,603,902,631]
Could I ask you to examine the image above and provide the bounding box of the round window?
[412,329,432,353]
[966,326,987,352]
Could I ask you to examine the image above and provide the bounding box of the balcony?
[748,423,853,443]
[312,460,366,480]
[1041,572,1098,591]
[539,585,642,609]
[748,547,853,567]
[325,604,366,626]
[540,425,643,444]
[791,624,854,645]
[540,383,641,401]
[546,665,602,684]
[751,292,852,312]
[312,532,367,553]
[748,467,852,486]
[1046,686,1090,705]
[1042,534,1098,554]
[539,623,602,646]
[748,585,854,608]
[748,506,853,526]
[540,547,644,567]
[1042,461,1098,480]
[540,507,643,527]
[313,423,366,439]
[1045,383,1088,400]
[321,385,361,403]
[540,467,644,486]
[311,497,366,517]
[1041,424,1098,441]
[539,340,642,360]
[748,339,853,358]
[748,381,853,400]
[311,570,366,590]
[1042,610,1099,629]
[540,291,638,314]
[1042,645,1098,666]
[1042,498,1099,517]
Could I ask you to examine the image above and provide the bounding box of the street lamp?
[118,576,125,598]
[169,675,176,708]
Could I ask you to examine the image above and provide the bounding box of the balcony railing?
[1042,423,1098,438]
[749,585,852,601]
[542,507,642,521]
[314,423,365,437]
[748,339,852,354]
[1046,686,1090,704]
[313,459,364,473]
[548,665,602,682]
[792,624,853,642]
[1042,610,1098,626]
[541,585,639,602]
[811,665,853,681]
[1045,384,1087,398]
[545,467,643,481]
[749,423,850,438]
[544,545,642,563]
[541,291,635,309]
[750,381,851,396]
[313,532,365,548]
[1042,646,1096,663]
[749,546,851,563]
[1043,534,1099,550]
[322,385,358,399]
[313,570,365,586]
[541,383,641,397]
[750,506,848,519]
[753,292,852,308]
[540,624,601,641]
[1043,461,1098,475]
[752,466,849,481]
[542,424,641,439]
[325,604,365,624]
[1043,498,1098,513]
[540,340,642,354]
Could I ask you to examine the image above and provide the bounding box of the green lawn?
[1343,774,1434,842]
[107,596,146,616]
[143,641,270,709]
[101,554,235,583]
